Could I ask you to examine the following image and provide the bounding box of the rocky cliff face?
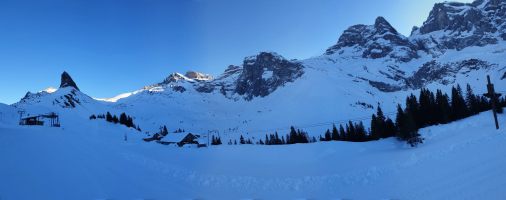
[325,17,419,62]
[326,0,506,61]
[412,0,506,51]
[234,52,304,100]
[192,52,304,100]
[366,58,497,92]
[60,71,80,91]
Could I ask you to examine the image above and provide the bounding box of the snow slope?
[0,103,17,126]
[0,111,504,199]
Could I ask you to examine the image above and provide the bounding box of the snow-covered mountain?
[7,0,506,141]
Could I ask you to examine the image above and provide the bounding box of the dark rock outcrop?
[415,0,506,50]
[369,59,495,92]
[234,52,304,100]
[368,80,403,92]
[404,59,494,89]
[325,17,419,62]
[60,71,80,91]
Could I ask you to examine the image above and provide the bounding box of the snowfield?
[0,111,504,199]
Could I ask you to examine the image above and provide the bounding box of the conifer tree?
[240,135,245,144]
[331,124,339,140]
[275,132,281,144]
[112,115,119,124]
[405,94,420,128]
[395,104,405,138]
[396,104,420,145]
[348,121,356,141]
[162,125,168,136]
[355,122,367,142]
[375,105,387,138]
[289,126,297,144]
[324,129,331,141]
[451,85,468,120]
[106,112,113,122]
[119,113,127,125]
[370,114,379,140]
[436,89,451,124]
[339,124,346,141]
[419,88,433,127]
[384,118,396,138]
[466,84,479,115]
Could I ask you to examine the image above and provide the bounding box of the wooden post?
[485,75,500,129]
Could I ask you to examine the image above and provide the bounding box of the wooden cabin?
[20,116,43,126]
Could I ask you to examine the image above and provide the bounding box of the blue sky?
[0,0,473,104]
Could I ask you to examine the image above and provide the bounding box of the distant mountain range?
[11,0,506,139]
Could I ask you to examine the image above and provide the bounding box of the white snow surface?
[0,111,505,199]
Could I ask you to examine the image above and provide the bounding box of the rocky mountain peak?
[185,71,213,81]
[59,71,80,91]
[374,16,398,34]
[325,17,418,62]
[413,0,505,51]
[235,52,304,100]
[419,2,481,34]
[160,73,190,85]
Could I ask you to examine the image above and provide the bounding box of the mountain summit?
[325,16,418,62]
[60,71,80,91]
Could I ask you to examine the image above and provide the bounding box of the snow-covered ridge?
[94,91,139,103]
[40,87,57,94]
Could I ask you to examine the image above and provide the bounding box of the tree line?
[90,112,141,131]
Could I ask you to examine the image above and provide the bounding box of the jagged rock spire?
[374,16,398,34]
[59,71,80,91]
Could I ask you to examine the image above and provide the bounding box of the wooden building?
[20,116,44,126]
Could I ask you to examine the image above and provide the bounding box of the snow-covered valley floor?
[0,111,505,200]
